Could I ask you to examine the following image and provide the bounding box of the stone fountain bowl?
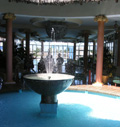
[24,73,74,96]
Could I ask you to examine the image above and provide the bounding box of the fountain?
[24,73,74,114]
[24,27,74,115]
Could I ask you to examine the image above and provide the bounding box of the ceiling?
[0,0,120,42]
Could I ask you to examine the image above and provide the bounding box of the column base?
[92,82,103,86]
[4,81,16,85]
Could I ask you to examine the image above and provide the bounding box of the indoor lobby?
[0,0,120,127]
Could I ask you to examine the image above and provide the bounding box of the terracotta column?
[92,40,96,65]
[41,40,44,56]
[26,30,30,60]
[21,39,24,49]
[83,32,89,73]
[93,15,108,86]
[92,40,96,82]
[117,31,120,66]
[3,13,16,82]
[73,41,76,60]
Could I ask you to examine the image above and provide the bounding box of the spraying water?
[44,49,55,73]
[44,27,56,73]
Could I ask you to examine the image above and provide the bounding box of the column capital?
[3,13,16,20]
[94,15,108,23]
[82,30,90,37]
[41,40,44,42]
[19,29,31,33]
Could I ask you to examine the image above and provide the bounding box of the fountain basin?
[24,73,74,115]
[24,73,74,96]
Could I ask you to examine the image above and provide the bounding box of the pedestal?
[40,103,58,115]
[40,95,58,115]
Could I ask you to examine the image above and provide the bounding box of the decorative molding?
[94,15,108,23]
[9,0,118,6]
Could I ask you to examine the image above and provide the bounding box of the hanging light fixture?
[9,0,112,6]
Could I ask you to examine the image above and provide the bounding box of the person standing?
[57,53,64,73]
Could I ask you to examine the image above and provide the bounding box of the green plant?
[33,47,41,58]
[103,47,116,77]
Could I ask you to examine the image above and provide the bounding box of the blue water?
[0,90,120,127]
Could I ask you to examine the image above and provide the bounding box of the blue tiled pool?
[0,90,120,127]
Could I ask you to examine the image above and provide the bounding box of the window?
[0,37,6,52]
[43,41,74,73]
[76,42,84,60]
[0,42,3,51]
[76,42,95,60]
[29,41,41,71]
